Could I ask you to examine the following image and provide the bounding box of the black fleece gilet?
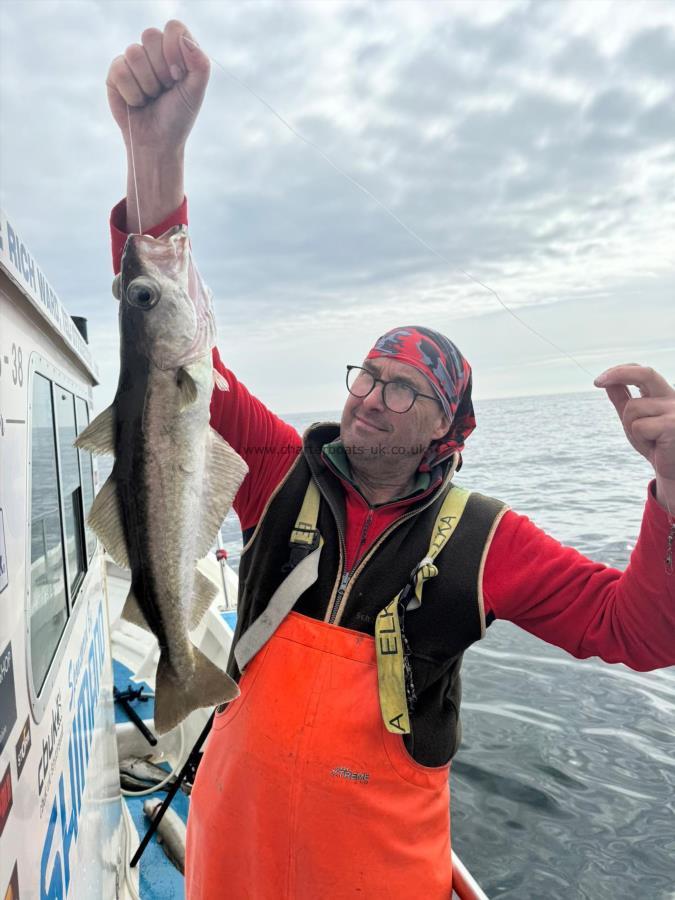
[227,423,506,767]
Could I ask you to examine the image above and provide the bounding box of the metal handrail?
[452,850,490,900]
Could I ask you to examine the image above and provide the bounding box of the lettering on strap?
[375,486,472,734]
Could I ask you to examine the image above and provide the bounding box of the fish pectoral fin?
[121,589,150,631]
[153,647,239,735]
[188,569,219,630]
[213,368,229,391]
[88,475,129,567]
[74,405,116,456]
[194,429,249,559]
[176,366,199,410]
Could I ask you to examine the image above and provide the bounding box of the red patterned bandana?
[366,326,476,471]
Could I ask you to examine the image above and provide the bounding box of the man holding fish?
[106,21,675,899]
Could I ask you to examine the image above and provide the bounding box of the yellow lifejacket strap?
[280,480,323,576]
[236,481,323,670]
[375,485,472,734]
[290,480,321,546]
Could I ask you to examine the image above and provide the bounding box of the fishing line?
[185,36,593,378]
[127,104,144,235]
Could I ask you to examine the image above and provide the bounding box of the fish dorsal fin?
[74,405,116,456]
[194,429,249,560]
[121,588,150,630]
[189,568,219,630]
[88,475,129,568]
[176,366,199,410]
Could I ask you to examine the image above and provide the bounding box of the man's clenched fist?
[106,19,210,155]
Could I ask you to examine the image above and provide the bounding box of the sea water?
[98,389,673,898]
[218,389,674,900]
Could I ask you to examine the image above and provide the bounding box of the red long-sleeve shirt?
[111,199,675,672]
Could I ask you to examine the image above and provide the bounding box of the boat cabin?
[0,208,124,899]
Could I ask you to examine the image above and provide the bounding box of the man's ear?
[432,413,451,441]
[112,274,121,300]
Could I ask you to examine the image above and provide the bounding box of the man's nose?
[362,381,386,410]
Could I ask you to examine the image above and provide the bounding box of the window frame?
[26,354,99,721]
[53,382,87,601]
[74,395,97,564]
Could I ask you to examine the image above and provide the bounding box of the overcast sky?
[1,0,674,415]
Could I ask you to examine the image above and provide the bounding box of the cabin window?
[55,387,86,597]
[29,373,68,693]
[75,397,96,560]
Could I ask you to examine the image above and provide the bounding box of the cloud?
[1,0,674,411]
[620,25,675,79]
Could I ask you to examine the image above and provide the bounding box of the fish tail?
[153,646,240,734]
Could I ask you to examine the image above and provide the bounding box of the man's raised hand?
[106,21,209,232]
[107,20,209,154]
[595,364,675,510]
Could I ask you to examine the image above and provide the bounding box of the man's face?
[340,357,450,462]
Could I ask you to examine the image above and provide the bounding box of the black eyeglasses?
[345,365,439,414]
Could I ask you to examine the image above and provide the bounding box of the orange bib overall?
[185,613,453,898]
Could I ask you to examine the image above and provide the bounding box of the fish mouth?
[120,235,164,299]
[120,235,146,286]
[121,228,191,291]
[119,226,214,370]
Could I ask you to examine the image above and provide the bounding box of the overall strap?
[375,486,472,735]
[234,481,323,671]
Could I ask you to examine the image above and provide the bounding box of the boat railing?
[452,849,490,900]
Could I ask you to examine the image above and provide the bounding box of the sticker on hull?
[3,862,19,900]
[0,764,12,839]
[15,717,32,781]
[0,642,17,755]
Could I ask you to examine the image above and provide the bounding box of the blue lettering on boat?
[39,601,106,899]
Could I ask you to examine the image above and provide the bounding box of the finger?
[622,397,673,430]
[631,414,672,443]
[163,19,190,82]
[141,27,174,89]
[595,364,674,398]
[603,384,631,421]
[161,20,210,104]
[179,34,210,113]
[125,43,163,99]
[106,54,145,107]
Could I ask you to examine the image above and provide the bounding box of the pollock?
[76,226,247,732]
[144,798,187,874]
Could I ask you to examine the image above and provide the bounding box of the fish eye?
[126,277,160,309]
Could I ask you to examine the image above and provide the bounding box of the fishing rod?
[130,711,214,867]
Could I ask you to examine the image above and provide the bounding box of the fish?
[144,798,186,874]
[76,225,248,733]
[121,755,171,784]
[119,755,191,794]
[120,772,170,793]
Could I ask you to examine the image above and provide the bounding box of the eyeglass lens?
[347,368,415,413]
